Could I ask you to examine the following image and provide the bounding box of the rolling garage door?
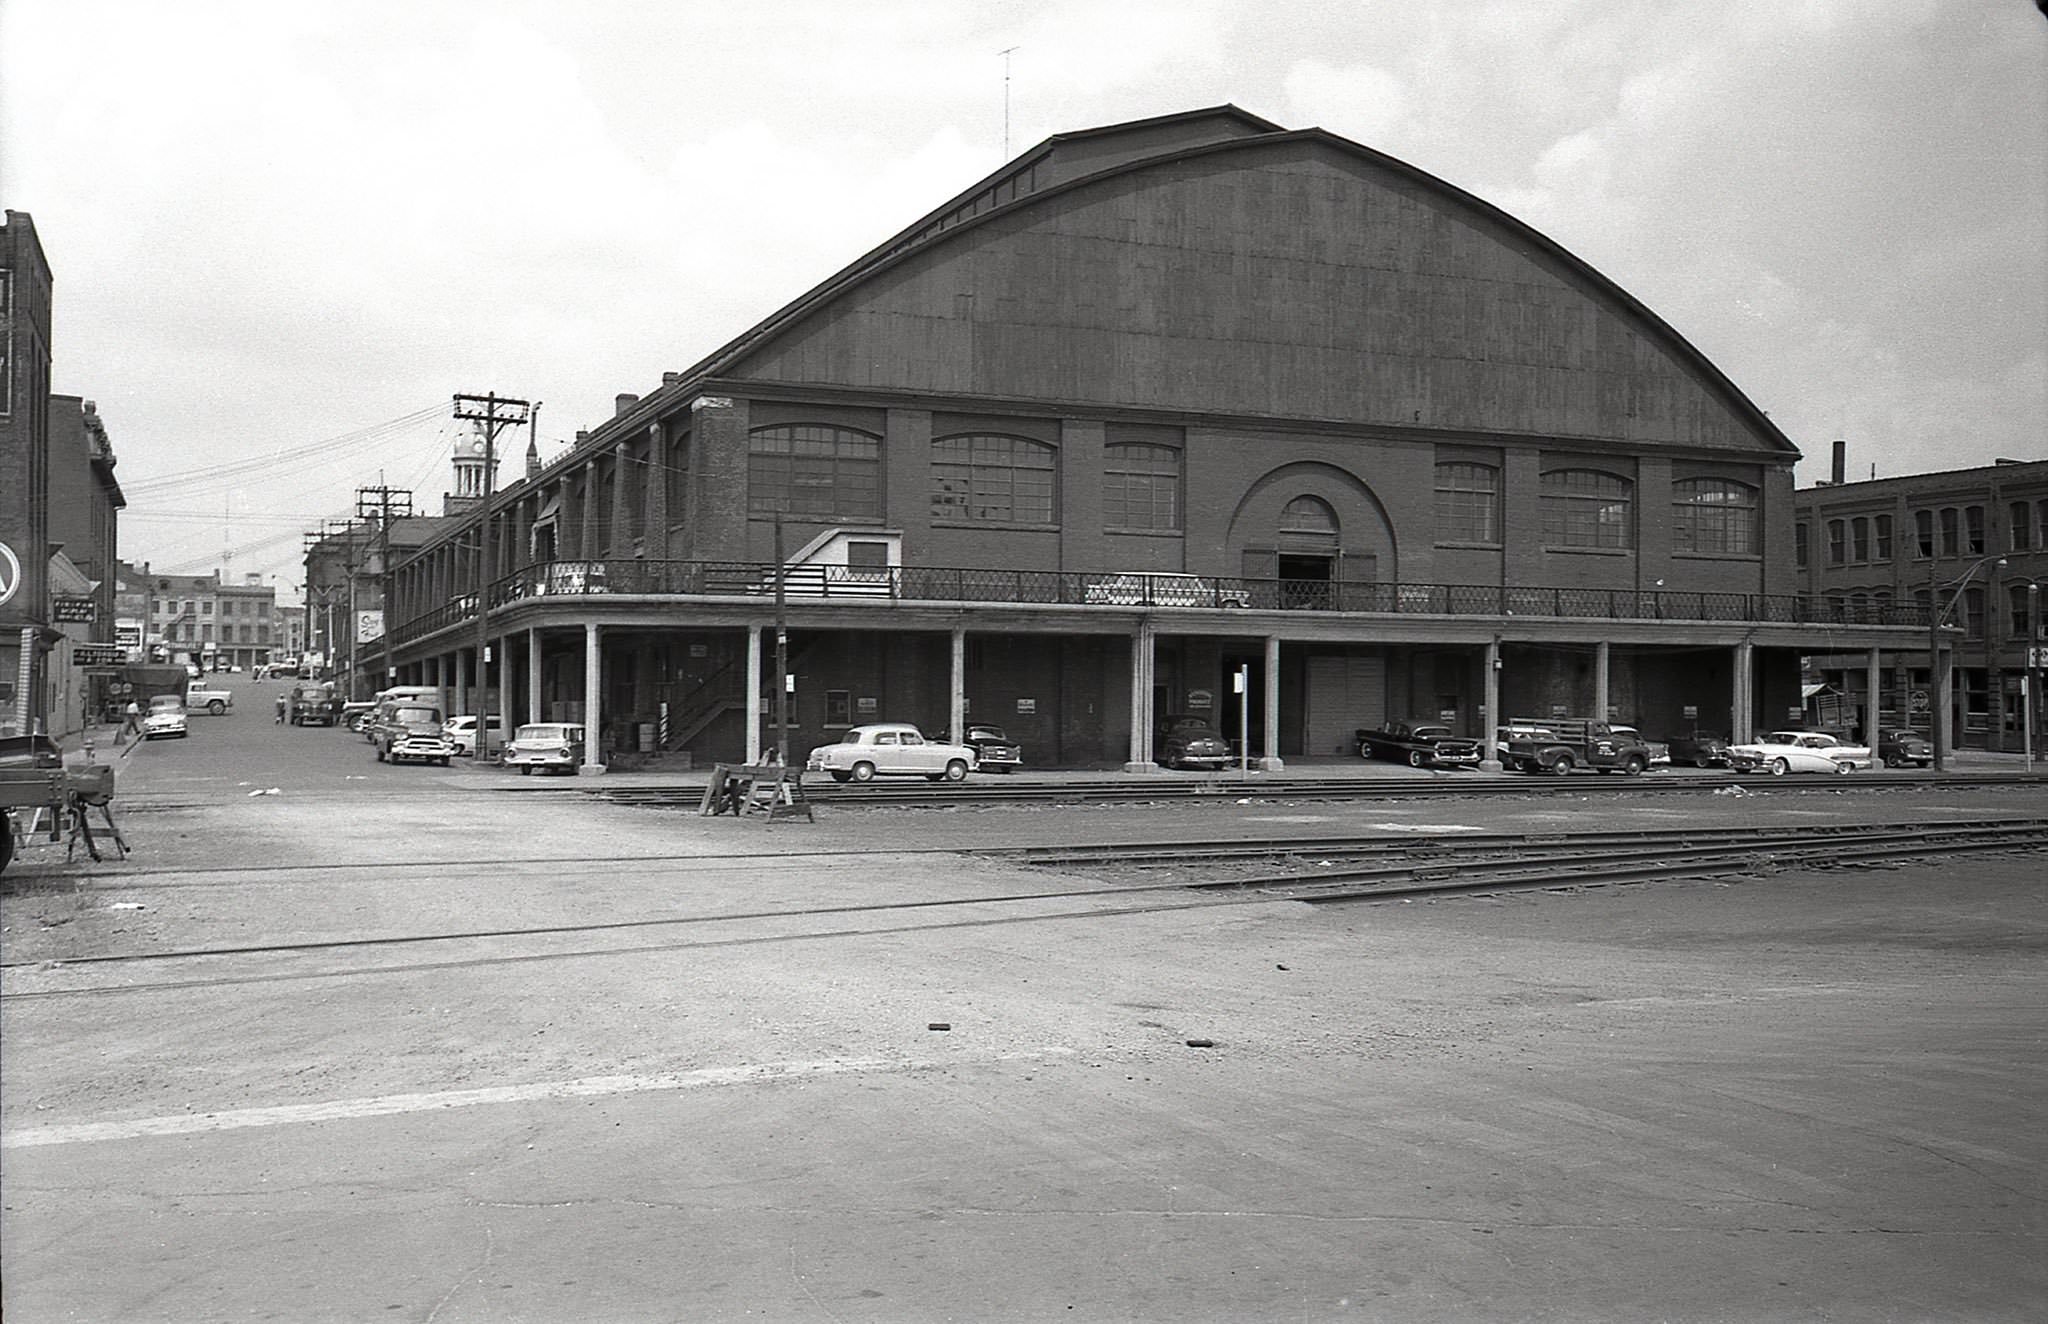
[1305,654,1384,757]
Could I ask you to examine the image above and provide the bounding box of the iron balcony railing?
[388,560,1936,648]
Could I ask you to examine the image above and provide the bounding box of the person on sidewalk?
[121,699,141,742]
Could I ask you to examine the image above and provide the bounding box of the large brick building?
[1,209,55,738]
[1796,448,2048,754]
[376,107,1925,770]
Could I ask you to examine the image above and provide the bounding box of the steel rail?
[592,771,2047,810]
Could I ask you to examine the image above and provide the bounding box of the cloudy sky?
[4,0,2043,603]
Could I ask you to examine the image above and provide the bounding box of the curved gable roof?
[594,108,1796,465]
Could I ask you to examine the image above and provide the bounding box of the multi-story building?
[373,107,1928,770]
[48,396,126,721]
[1796,447,2048,753]
[302,508,452,699]
[1,209,55,737]
[135,570,280,674]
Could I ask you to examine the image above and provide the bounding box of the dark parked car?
[1663,730,1731,768]
[1355,720,1481,768]
[1157,715,1233,770]
[1876,728,1933,768]
[953,723,1023,773]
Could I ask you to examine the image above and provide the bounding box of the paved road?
[4,678,2045,1322]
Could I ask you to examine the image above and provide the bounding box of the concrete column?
[611,444,634,554]
[950,628,966,742]
[1124,624,1157,771]
[1481,638,1503,772]
[1865,648,1882,744]
[454,648,469,716]
[1594,641,1610,721]
[496,633,514,752]
[643,422,668,559]
[745,627,764,765]
[579,622,605,775]
[1934,641,1954,761]
[1732,640,1754,744]
[527,629,543,724]
[1261,634,1284,770]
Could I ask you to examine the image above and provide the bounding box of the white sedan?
[806,723,977,782]
[141,695,189,740]
[1728,730,1874,775]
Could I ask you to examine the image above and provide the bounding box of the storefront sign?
[0,541,19,607]
[53,596,96,623]
[1016,697,1037,714]
[72,644,126,666]
[1186,689,1212,709]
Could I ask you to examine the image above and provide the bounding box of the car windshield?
[148,696,185,712]
[515,725,579,741]
[395,707,441,723]
[968,726,1008,740]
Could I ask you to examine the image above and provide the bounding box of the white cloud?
[1282,60,1408,143]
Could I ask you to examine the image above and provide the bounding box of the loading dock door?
[1305,654,1384,757]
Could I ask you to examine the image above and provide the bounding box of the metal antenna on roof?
[999,46,1019,159]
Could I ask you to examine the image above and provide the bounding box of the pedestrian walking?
[275,694,288,724]
[121,699,141,741]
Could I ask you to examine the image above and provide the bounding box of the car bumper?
[391,740,456,762]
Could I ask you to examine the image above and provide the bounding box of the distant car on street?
[1355,720,1481,768]
[1876,728,1934,768]
[340,701,377,732]
[950,723,1023,773]
[1663,729,1732,768]
[372,703,454,766]
[1157,714,1233,770]
[1727,730,1873,775]
[503,723,586,775]
[806,723,976,782]
[443,714,503,758]
[142,695,189,741]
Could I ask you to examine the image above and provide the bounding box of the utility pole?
[356,486,414,701]
[453,394,532,757]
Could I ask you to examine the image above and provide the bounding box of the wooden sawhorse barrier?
[698,763,814,822]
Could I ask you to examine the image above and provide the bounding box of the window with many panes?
[2010,584,2038,639]
[1965,505,1985,555]
[1434,463,1500,545]
[1827,520,1846,566]
[1103,443,1181,531]
[1874,515,1892,561]
[930,434,1056,525]
[1851,517,1870,562]
[2012,502,2033,552]
[1939,507,1959,556]
[1542,470,1632,549]
[1915,510,1934,557]
[748,425,882,520]
[1795,523,1809,567]
[1672,479,1758,555]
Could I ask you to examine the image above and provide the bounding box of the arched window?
[930,433,1056,525]
[1103,443,1181,531]
[1542,470,1633,550]
[1673,479,1759,556]
[1434,462,1500,545]
[748,424,881,520]
[1279,495,1340,548]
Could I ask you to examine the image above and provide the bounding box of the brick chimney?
[615,393,639,418]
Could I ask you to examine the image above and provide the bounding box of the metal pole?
[773,511,788,765]
[2029,583,2040,775]
[1237,663,1249,779]
[1930,555,1944,772]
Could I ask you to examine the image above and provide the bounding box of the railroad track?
[592,771,2047,810]
[8,818,2042,1000]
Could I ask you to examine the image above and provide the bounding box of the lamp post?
[1929,554,2006,772]
[2027,581,2039,776]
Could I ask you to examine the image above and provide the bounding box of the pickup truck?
[1355,720,1482,768]
[1501,718,1652,776]
[186,681,234,715]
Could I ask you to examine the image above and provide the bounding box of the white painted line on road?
[3,1047,1074,1149]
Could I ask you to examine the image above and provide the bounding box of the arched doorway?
[1278,495,1339,610]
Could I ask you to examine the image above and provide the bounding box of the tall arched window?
[930,433,1056,525]
[748,424,881,520]
[1434,462,1500,545]
[1103,443,1181,531]
[1541,470,1633,550]
[1673,479,1759,556]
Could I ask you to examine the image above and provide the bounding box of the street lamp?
[1928,553,2005,772]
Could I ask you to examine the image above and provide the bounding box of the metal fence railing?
[389,560,1934,648]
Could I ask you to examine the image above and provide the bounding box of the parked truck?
[1501,718,1653,776]
[185,679,234,715]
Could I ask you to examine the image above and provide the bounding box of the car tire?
[1548,754,1574,776]
[851,762,877,782]
[944,759,969,782]
[1358,745,1373,760]
[440,757,451,767]
[376,746,386,762]
[1408,750,1427,768]
[1884,753,1901,768]
[208,700,226,715]
[519,766,531,776]
[1622,756,1645,777]
[830,771,851,783]
[1833,760,1852,775]
[1770,757,1789,776]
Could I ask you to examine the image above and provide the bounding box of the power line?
[119,404,448,498]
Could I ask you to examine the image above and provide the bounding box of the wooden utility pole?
[452,394,532,756]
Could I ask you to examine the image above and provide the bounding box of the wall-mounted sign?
[1016,697,1036,714]
[53,596,96,623]
[857,696,878,714]
[1550,703,1569,719]
[1186,689,1213,709]
[355,610,385,643]
[71,644,127,666]
[1682,705,1698,720]
[0,541,20,607]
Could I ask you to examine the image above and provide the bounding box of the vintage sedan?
[503,723,585,775]
[1876,728,1934,768]
[1157,714,1234,770]
[1727,730,1873,775]
[1663,729,1732,768]
[141,695,189,740]
[807,724,976,782]
[1355,720,1481,768]
[443,714,504,757]
[952,723,1023,773]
